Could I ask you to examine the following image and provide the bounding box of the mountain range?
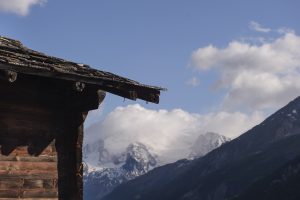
[83,132,230,199]
[102,96,300,200]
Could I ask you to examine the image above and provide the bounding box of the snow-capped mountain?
[189,132,230,159]
[103,97,300,200]
[84,142,158,199]
[83,132,229,199]
[121,142,157,177]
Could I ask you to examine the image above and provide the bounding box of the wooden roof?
[0,36,164,103]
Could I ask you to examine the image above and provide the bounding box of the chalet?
[0,36,163,200]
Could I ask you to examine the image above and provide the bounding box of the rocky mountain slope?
[103,96,300,200]
[231,155,300,200]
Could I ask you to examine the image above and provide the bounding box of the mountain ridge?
[103,96,300,200]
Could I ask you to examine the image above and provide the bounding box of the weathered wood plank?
[0,161,33,168]
[0,190,19,198]
[43,179,58,189]
[23,179,57,189]
[0,179,23,189]
[0,179,58,189]
[0,189,58,198]
[23,179,44,189]
[22,189,58,198]
[0,155,57,162]
[0,170,58,179]
[0,161,57,171]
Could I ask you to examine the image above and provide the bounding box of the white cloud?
[85,104,264,164]
[191,32,300,111]
[0,0,46,16]
[249,21,271,33]
[186,77,200,87]
[84,23,299,165]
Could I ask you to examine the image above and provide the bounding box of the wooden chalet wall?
[0,73,103,199]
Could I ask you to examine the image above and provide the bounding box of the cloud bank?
[0,0,46,16]
[191,32,300,111]
[85,23,298,164]
[85,104,263,163]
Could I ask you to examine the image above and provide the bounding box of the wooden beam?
[0,170,58,179]
[0,189,58,198]
[0,179,57,189]
[98,90,106,103]
[0,63,163,103]
[73,81,85,92]
[0,70,17,82]
[0,155,57,162]
[0,73,103,111]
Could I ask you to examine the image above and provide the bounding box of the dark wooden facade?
[0,37,162,199]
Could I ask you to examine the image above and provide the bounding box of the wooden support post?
[55,113,77,200]
[55,111,86,200]
[76,112,87,200]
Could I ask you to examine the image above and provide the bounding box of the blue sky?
[1,1,300,142]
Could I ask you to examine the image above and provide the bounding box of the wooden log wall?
[0,104,59,199]
[0,73,102,200]
[0,147,58,199]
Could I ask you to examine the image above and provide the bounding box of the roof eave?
[0,63,162,104]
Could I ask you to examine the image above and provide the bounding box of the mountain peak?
[84,142,158,199]
[122,142,157,175]
[189,132,230,159]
